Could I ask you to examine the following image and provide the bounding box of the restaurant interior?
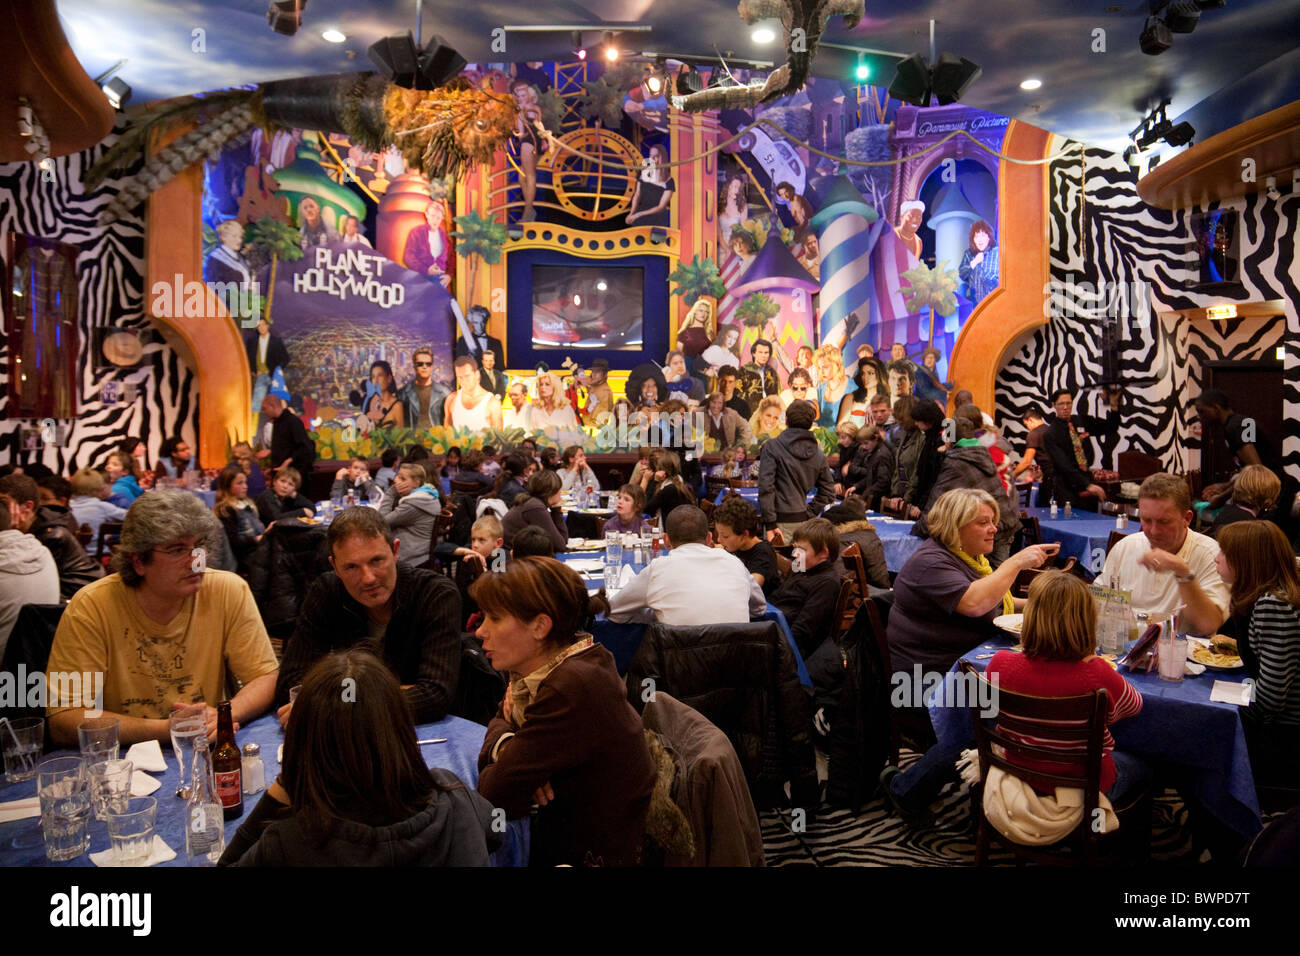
[2,0,1299,885]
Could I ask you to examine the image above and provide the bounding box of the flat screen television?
[1189,208,1240,289]
[530,264,644,350]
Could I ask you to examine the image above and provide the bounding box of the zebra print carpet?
[759,749,1197,867]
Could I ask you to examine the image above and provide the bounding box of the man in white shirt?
[606,505,766,625]
[1094,473,1228,635]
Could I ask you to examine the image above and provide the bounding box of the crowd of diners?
[2,377,1297,867]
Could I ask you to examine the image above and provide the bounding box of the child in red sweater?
[986,571,1148,802]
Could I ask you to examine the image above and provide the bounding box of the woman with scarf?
[474,558,655,866]
[880,489,1059,824]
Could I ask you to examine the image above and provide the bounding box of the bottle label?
[215,769,242,807]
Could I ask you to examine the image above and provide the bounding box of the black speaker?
[1140,16,1173,54]
[417,35,467,89]
[888,53,930,107]
[368,33,421,87]
[930,52,981,106]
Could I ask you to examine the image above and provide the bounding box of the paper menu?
[1209,680,1253,706]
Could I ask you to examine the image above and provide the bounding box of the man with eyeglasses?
[779,368,819,415]
[45,490,278,746]
[398,347,450,430]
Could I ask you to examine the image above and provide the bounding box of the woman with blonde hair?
[1211,464,1282,537]
[214,462,265,574]
[985,571,1148,803]
[814,344,849,429]
[529,371,581,440]
[881,488,1059,824]
[750,396,786,442]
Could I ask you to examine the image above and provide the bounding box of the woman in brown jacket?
[474,558,655,866]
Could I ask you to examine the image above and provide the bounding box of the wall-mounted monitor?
[1188,208,1240,290]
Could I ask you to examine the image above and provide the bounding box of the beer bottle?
[213,701,243,820]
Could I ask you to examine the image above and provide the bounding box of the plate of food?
[1189,635,1244,670]
[993,613,1023,636]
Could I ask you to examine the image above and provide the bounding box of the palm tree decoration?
[735,292,781,332]
[450,210,508,302]
[667,254,726,306]
[243,215,304,324]
[900,260,960,347]
[578,77,625,128]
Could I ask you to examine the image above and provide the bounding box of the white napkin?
[1184,660,1206,677]
[131,771,161,797]
[90,835,176,867]
[1210,680,1253,706]
[124,739,167,773]
[565,558,606,573]
[0,796,42,824]
[618,563,637,588]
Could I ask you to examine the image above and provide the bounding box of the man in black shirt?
[718,366,751,419]
[258,394,316,480]
[1041,388,1119,509]
[274,507,460,725]
[1012,405,1053,494]
[1194,388,1296,539]
[713,495,780,598]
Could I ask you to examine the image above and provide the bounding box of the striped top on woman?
[1246,593,1300,725]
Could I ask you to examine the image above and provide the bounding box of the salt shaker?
[241,742,266,795]
[1064,501,1073,517]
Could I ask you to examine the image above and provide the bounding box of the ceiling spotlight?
[1265,176,1280,201]
[854,58,870,82]
[572,30,586,59]
[1019,77,1042,91]
[102,77,132,110]
[888,53,931,106]
[603,32,620,61]
[644,73,664,96]
[267,0,307,36]
[1164,1,1201,31]
[595,279,608,291]
[676,64,703,95]
[752,25,776,44]
[321,29,346,43]
[38,157,52,171]
[368,32,466,90]
[1163,121,1195,146]
[930,52,981,105]
[1140,15,1172,54]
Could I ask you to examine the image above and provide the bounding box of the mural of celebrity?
[445,355,503,432]
[297,196,338,250]
[365,360,406,429]
[958,219,999,305]
[454,304,505,373]
[718,172,752,243]
[403,199,451,289]
[894,199,925,260]
[205,219,252,290]
[573,357,614,424]
[913,346,954,405]
[510,80,547,222]
[776,181,814,242]
[627,144,675,227]
[340,215,372,247]
[397,346,451,430]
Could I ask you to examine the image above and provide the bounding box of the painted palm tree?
[734,292,781,332]
[900,260,960,347]
[450,209,508,302]
[667,254,726,306]
[243,215,304,324]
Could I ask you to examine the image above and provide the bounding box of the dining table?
[928,635,1261,839]
[0,713,529,867]
[1024,506,1138,571]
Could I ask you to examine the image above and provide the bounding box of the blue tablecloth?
[0,713,528,867]
[1024,506,1137,571]
[555,550,811,687]
[189,489,216,509]
[929,638,1261,838]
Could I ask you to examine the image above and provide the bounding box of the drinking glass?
[169,709,206,799]
[86,758,134,821]
[106,797,156,867]
[1,717,44,783]
[77,717,120,763]
[37,756,91,862]
[1158,632,1187,682]
[604,564,622,593]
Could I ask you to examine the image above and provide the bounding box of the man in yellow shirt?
[46,489,278,745]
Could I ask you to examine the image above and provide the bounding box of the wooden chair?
[840,542,870,600]
[704,476,731,500]
[774,551,793,581]
[449,479,485,496]
[75,523,93,549]
[1017,512,1042,548]
[1117,451,1162,482]
[959,660,1151,866]
[96,520,124,560]
[1184,469,1204,500]
[1106,529,1127,555]
[1016,484,1034,509]
[832,573,861,637]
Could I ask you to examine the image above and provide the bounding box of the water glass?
[2,717,44,783]
[87,758,135,821]
[37,756,91,862]
[604,564,622,593]
[605,532,623,568]
[169,709,206,799]
[106,797,157,867]
[77,717,120,763]
[1158,631,1187,682]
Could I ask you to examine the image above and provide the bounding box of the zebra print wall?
[996,140,1299,481]
[0,121,199,472]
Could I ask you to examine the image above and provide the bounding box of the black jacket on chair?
[0,603,65,726]
[624,620,817,810]
[247,522,331,639]
[30,506,103,600]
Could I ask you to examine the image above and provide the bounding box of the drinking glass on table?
[77,717,120,763]
[37,756,91,862]
[169,708,206,799]
[2,716,44,783]
[87,758,134,821]
[106,796,157,867]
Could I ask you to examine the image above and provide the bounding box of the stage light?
[649,227,668,244]
[854,59,870,82]
[676,64,703,95]
[102,77,132,110]
[267,0,306,36]
[1140,16,1172,54]
[573,293,583,306]
[321,29,346,43]
[507,225,524,240]
[572,31,586,59]
[930,51,981,105]
[596,279,608,291]
[752,25,776,44]
[603,32,620,61]
[1164,1,1201,32]
[368,32,466,90]
[1019,77,1042,91]
[1164,121,1195,146]
[644,73,664,96]
[888,53,931,106]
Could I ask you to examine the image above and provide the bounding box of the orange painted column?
[670,108,720,341]
[145,127,252,469]
[945,121,1053,418]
